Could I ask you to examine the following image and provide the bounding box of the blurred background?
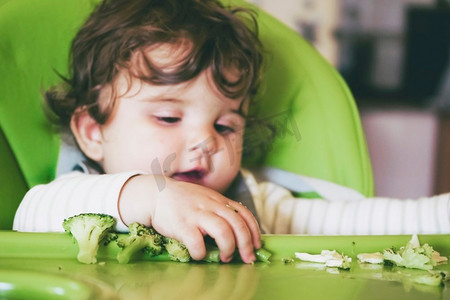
[248,0,450,198]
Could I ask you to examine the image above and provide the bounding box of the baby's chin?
[210,175,240,195]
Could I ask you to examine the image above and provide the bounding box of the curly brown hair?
[46,0,263,127]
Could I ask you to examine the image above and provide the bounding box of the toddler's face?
[94,49,246,193]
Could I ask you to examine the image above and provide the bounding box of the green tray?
[1,232,449,299]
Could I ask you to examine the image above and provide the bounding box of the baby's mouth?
[171,169,206,184]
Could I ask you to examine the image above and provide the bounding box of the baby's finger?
[198,213,236,262]
[216,204,256,263]
[177,227,206,261]
[230,201,261,249]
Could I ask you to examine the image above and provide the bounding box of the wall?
[248,0,447,198]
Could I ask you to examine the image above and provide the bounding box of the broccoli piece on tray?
[63,214,272,264]
[118,223,272,264]
[163,236,191,262]
[116,222,163,264]
[63,213,116,264]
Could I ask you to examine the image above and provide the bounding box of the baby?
[14,0,450,264]
[14,0,263,263]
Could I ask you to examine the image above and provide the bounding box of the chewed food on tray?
[290,234,449,287]
[358,234,448,270]
[358,235,449,287]
[357,252,384,264]
[294,250,352,270]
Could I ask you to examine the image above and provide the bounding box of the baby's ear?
[70,109,104,162]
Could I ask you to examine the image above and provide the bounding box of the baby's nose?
[188,135,217,156]
[186,128,220,171]
[186,123,219,151]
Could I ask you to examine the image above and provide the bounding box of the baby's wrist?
[118,174,161,227]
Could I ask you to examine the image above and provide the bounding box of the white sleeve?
[13,171,142,233]
[244,172,450,235]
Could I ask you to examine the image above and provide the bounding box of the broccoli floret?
[103,232,118,245]
[116,222,163,264]
[163,237,191,262]
[62,213,116,264]
[117,222,272,264]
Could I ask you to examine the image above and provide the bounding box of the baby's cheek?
[221,139,242,166]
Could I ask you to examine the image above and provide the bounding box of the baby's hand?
[119,175,261,263]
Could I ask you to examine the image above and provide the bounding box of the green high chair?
[0,0,373,230]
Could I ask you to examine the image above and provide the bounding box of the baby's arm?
[254,181,450,235]
[119,175,261,263]
[13,171,140,232]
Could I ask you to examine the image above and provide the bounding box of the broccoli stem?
[117,239,149,264]
[203,248,221,263]
[78,250,98,264]
[201,247,272,263]
[255,248,272,263]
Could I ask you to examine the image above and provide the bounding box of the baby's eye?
[156,116,180,124]
[215,124,235,135]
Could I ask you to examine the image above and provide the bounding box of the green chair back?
[246,1,373,196]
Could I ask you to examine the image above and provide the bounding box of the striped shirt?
[13,169,450,235]
[242,170,450,235]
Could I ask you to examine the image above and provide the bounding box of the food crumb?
[281,257,295,264]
